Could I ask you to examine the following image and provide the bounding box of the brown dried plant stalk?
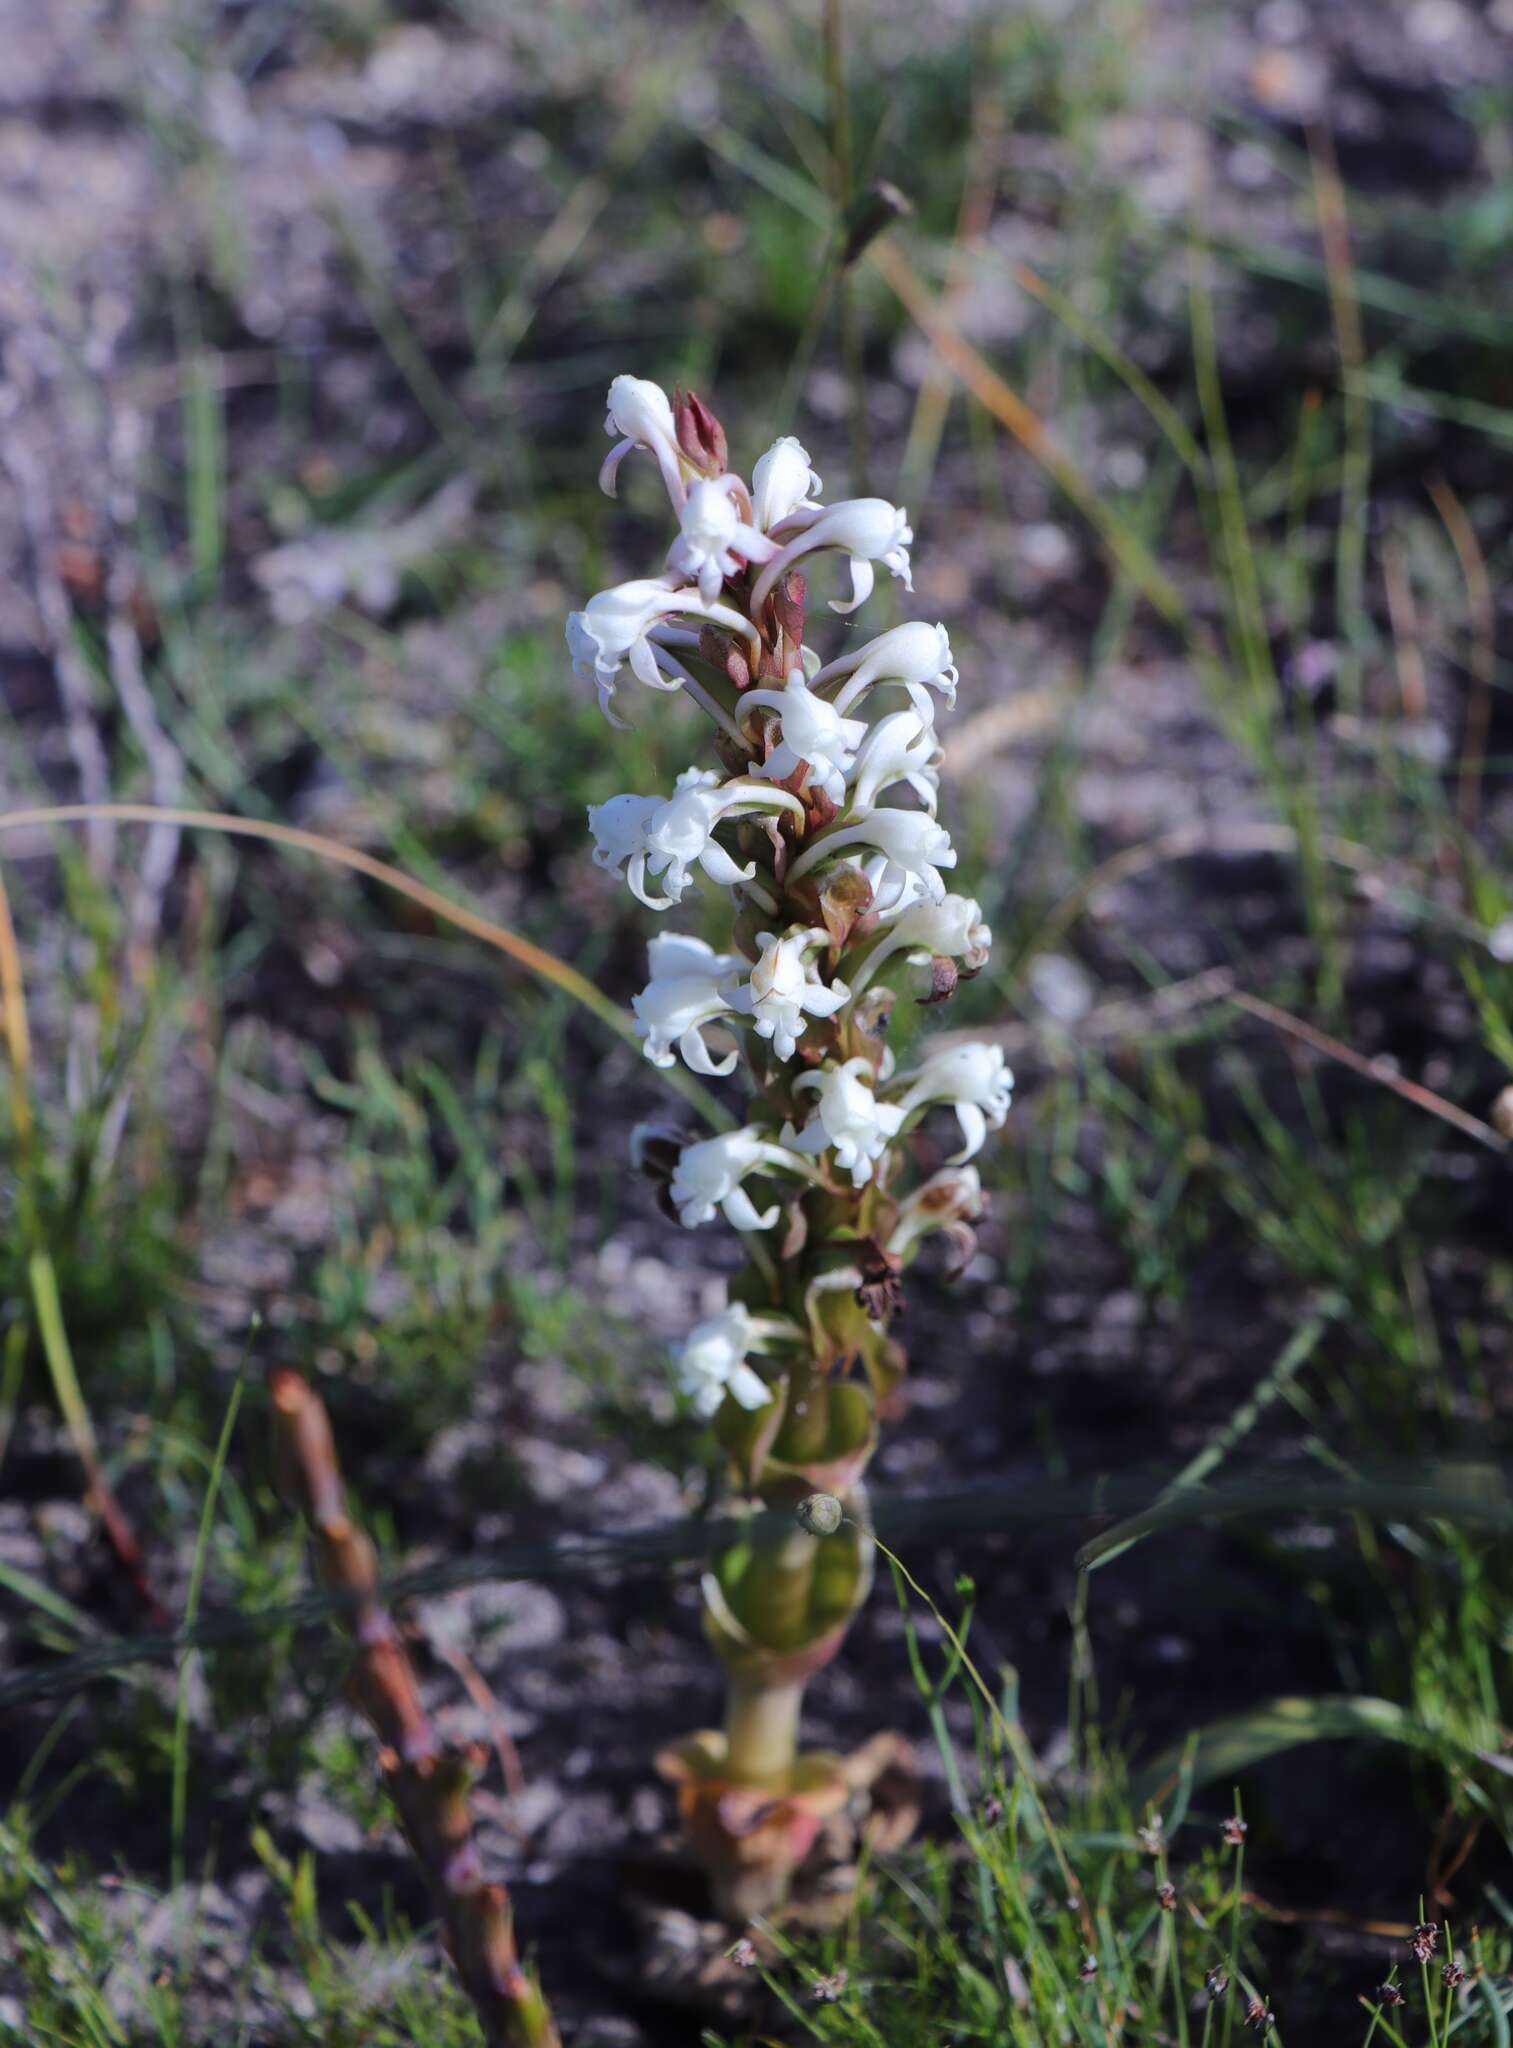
[268,1367,558,2048]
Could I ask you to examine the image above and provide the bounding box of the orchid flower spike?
[673,1300,803,1416]
[631,932,744,1076]
[783,1058,905,1188]
[668,1126,817,1231]
[750,498,914,616]
[814,621,959,717]
[728,926,849,1062]
[788,807,957,906]
[666,478,778,603]
[742,668,868,806]
[567,577,758,723]
[750,436,824,532]
[588,769,804,911]
[886,1164,985,1262]
[892,1041,1014,1161]
[600,375,688,504]
[848,707,941,814]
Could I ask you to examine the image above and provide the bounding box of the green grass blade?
[0,1556,101,1639]
[1134,1694,1423,1806]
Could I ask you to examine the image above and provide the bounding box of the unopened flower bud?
[795,1492,843,1536]
[751,438,822,532]
[674,387,728,477]
[768,570,807,653]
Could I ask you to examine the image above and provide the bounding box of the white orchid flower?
[750,436,824,532]
[588,769,805,911]
[728,926,850,1062]
[673,1300,802,1416]
[741,669,867,806]
[666,478,778,603]
[788,807,956,906]
[886,1164,985,1260]
[669,1126,817,1230]
[599,374,687,504]
[750,498,914,616]
[814,621,959,717]
[631,933,744,1076]
[848,707,941,814]
[568,577,759,724]
[783,1058,905,1188]
[891,1042,1014,1161]
[847,891,992,996]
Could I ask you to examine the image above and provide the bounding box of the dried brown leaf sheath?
[269,1368,558,2048]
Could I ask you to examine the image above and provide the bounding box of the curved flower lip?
[749,498,914,617]
[668,1126,819,1231]
[600,374,687,505]
[632,931,745,1077]
[849,707,941,814]
[812,621,958,717]
[787,806,957,905]
[891,1041,1014,1161]
[568,576,760,723]
[845,891,992,997]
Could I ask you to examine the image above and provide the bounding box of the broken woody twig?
[268,1367,558,2048]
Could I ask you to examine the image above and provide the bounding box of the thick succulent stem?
[269,1368,558,2048]
[725,1672,806,1788]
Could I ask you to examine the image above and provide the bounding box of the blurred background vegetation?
[1,0,1512,2041]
